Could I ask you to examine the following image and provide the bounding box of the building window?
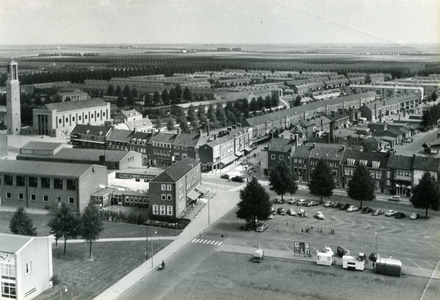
[1,264,16,280]
[167,194,172,201]
[67,179,76,190]
[43,195,49,202]
[41,177,50,188]
[69,197,74,204]
[4,175,13,186]
[54,178,63,189]
[271,154,275,160]
[160,205,166,215]
[30,194,36,201]
[29,176,38,187]
[347,158,355,166]
[279,155,284,160]
[59,119,62,124]
[25,262,32,275]
[376,171,381,179]
[161,194,166,201]
[359,160,368,166]
[167,205,173,216]
[16,176,25,186]
[167,184,172,191]
[18,193,24,200]
[152,205,159,215]
[161,184,166,191]
[345,168,350,176]
[372,161,380,168]
[6,192,11,199]
[65,117,68,122]
[79,116,81,121]
[1,282,16,299]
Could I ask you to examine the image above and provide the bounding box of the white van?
[316,252,333,266]
[253,249,264,263]
[342,254,365,271]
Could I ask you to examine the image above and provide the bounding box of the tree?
[249,98,258,111]
[187,105,197,122]
[115,85,122,96]
[236,177,272,225]
[116,94,126,108]
[107,84,114,96]
[144,93,152,107]
[169,88,177,104]
[126,92,135,107]
[257,96,265,110]
[410,171,440,218]
[179,119,190,133]
[215,104,227,127]
[175,84,182,99]
[347,165,375,208]
[183,87,192,101]
[264,95,272,109]
[430,91,438,102]
[123,85,131,97]
[308,158,336,203]
[166,117,175,131]
[268,161,298,201]
[155,116,162,130]
[152,91,161,105]
[271,92,280,107]
[80,202,104,259]
[47,202,81,254]
[9,207,37,236]
[294,95,302,107]
[161,89,169,105]
[34,95,43,106]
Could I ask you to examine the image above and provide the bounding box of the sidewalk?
[218,244,440,279]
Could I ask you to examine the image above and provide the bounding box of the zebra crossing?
[191,238,223,246]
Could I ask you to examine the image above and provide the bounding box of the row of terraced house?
[262,138,440,196]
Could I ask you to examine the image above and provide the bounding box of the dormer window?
[359,160,367,166]
[347,158,355,166]
[372,161,380,168]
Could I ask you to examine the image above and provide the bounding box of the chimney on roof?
[214,134,217,140]
[312,143,316,149]
[176,128,180,135]
[207,124,210,136]
[330,121,334,142]
[99,155,106,166]
[379,109,382,123]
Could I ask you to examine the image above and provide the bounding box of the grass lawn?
[0,211,176,300]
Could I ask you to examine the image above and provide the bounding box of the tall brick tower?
[6,60,21,135]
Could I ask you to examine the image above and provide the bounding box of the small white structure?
[253,249,264,263]
[342,254,366,271]
[316,252,333,266]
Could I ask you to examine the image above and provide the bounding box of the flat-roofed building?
[0,160,107,212]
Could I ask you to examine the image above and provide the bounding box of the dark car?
[332,202,342,208]
[340,203,350,210]
[220,174,230,180]
[231,176,244,182]
[277,207,286,215]
[362,207,373,214]
[395,212,406,219]
[256,223,268,232]
[337,246,350,257]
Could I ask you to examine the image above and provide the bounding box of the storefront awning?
[235,151,243,157]
[187,190,200,201]
[220,155,236,166]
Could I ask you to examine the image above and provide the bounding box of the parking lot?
[211,188,440,271]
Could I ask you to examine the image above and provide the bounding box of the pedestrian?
[292,223,294,228]
[301,228,303,232]
[199,232,201,238]
[286,221,289,226]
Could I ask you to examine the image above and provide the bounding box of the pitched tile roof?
[107,129,135,143]
[71,124,111,135]
[173,133,201,147]
[150,157,200,183]
[21,141,63,151]
[386,155,413,170]
[341,150,389,168]
[148,132,176,144]
[310,146,345,161]
[43,99,108,112]
[269,138,295,152]
[413,157,440,172]
[0,160,99,177]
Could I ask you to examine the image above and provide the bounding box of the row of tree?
[9,202,104,258]
[236,159,440,226]
[421,102,440,128]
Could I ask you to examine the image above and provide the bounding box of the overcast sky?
[0,0,439,45]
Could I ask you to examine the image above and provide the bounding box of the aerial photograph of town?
[0,0,439,299]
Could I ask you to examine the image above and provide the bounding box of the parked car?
[306,200,318,207]
[347,205,359,212]
[409,213,420,220]
[340,203,350,210]
[388,195,401,202]
[323,201,335,207]
[220,173,230,180]
[373,209,384,216]
[287,198,298,205]
[231,176,244,182]
[296,199,307,206]
[298,209,307,218]
[332,202,342,208]
[270,206,276,215]
[268,214,274,219]
[277,207,286,215]
[287,208,296,216]
[395,212,406,219]
[337,246,350,257]
[276,198,286,204]
[323,245,334,256]
[385,209,397,217]
[362,207,373,214]
[256,223,268,232]
[314,211,325,220]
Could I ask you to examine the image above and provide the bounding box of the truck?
[342,253,366,271]
[316,252,333,266]
[374,257,402,277]
[253,249,264,263]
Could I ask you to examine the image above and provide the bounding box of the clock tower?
[6,60,21,135]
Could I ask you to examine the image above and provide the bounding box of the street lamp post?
[257,232,259,249]
[375,232,378,254]
[151,230,157,267]
[59,285,68,300]
[208,191,211,225]
[145,225,148,261]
